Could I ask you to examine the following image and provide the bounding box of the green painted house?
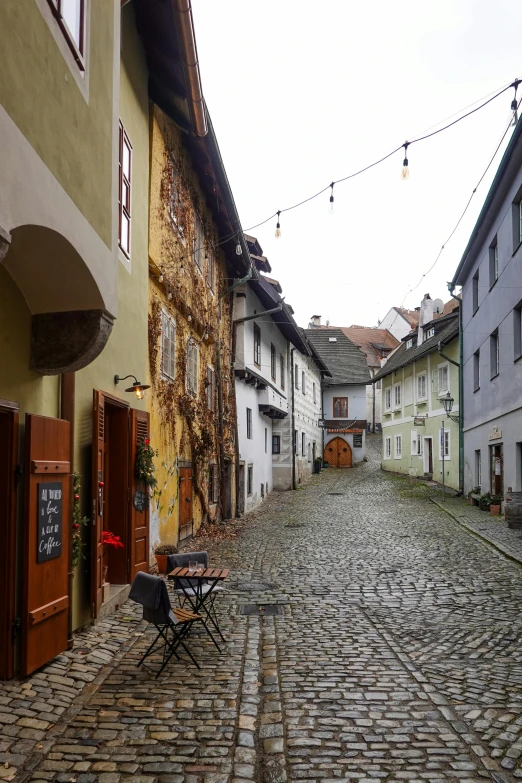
[372,296,460,491]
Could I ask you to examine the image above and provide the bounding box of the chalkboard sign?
[353,433,363,448]
[37,482,63,563]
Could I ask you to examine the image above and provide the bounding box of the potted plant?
[478,492,492,512]
[154,543,178,574]
[313,457,322,474]
[468,487,481,506]
[490,494,502,516]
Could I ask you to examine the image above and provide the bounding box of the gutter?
[172,0,207,137]
[233,304,283,325]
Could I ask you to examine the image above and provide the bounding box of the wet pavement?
[6,434,522,783]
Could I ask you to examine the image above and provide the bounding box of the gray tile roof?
[371,311,459,382]
[304,329,371,386]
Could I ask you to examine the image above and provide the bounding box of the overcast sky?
[192,0,522,329]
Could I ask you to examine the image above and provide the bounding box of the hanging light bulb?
[159,273,164,283]
[188,314,192,322]
[328,182,335,215]
[236,240,242,255]
[168,289,173,301]
[275,211,281,238]
[510,98,519,127]
[401,142,410,180]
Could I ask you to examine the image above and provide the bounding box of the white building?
[305,329,370,467]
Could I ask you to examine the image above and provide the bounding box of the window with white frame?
[417,373,427,400]
[424,327,435,341]
[302,371,306,395]
[473,350,480,391]
[186,339,198,395]
[384,387,392,411]
[406,339,413,349]
[294,364,299,389]
[394,434,402,458]
[475,449,481,488]
[118,122,132,257]
[490,330,500,378]
[206,367,216,412]
[404,376,413,406]
[384,436,391,459]
[246,408,252,439]
[439,428,450,459]
[417,435,422,456]
[302,432,306,456]
[394,383,401,409]
[489,237,499,288]
[161,310,176,380]
[437,364,449,395]
[247,465,253,495]
[47,0,85,66]
[193,212,204,272]
[168,155,186,243]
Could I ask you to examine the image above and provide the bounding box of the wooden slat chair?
[129,572,201,677]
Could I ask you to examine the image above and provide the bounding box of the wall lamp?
[114,374,150,400]
[442,391,459,423]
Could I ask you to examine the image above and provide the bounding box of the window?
[313,382,316,403]
[208,464,218,504]
[302,432,306,456]
[333,397,348,417]
[424,327,435,341]
[186,340,198,395]
[206,247,215,292]
[417,436,423,456]
[118,122,132,257]
[437,364,449,395]
[247,465,253,496]
[394,434,402,459]
[246,408,252,439]
[253,323,261,367]
[473,350,480,391]
[440,428,450,459]
[394,383,401,409]
[406,339,413,349]
[472,272,479,314]
[161,311,176,380]
[193,213,204,272]
[271,344,276,380]
[272,435,281,454]
[475,449,482,489]
[47,0,85,66]
[168,155,186,243]
[417,373,427,400]
[308,442,312,462]
[514,306,522,360]
[490,330,499,379]
[294,430,298,455]
[280,355,285,390]
[206,367,216,412]
[265,428,268,453]
[512,194,522,251]
[489,237,499,288]
[295,364,299,389]
[384,387,392,411]
[385,436,391,459]
[302,371,306,395]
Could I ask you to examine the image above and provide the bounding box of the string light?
[275,211,281,238]
[510,81,520,126]
[236,240,242,255]
[401,142,410,180]
[159,274,164,283]
[328,183,335,215]
[168,289,173,301]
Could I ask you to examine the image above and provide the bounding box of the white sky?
[192,0,522,329]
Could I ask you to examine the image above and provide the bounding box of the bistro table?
[167,566,228,651]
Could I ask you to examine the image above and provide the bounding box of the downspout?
[172,0,207,137]
[291,349,296,490]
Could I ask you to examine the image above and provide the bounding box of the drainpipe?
[60,373,75,648]
[172,0,207,137]
[291,349,296,490]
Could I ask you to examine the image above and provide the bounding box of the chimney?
[309,315,322,328]
[417,294,434,346]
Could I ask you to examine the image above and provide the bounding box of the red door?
[179,467,193,542]
[129,409,150,580]
[22,414,70,676]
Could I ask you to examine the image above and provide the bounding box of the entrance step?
[94,583,130,624]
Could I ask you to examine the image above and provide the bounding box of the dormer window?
[406,339,413,349]
[328,337,337,342]
[424,327,435,341]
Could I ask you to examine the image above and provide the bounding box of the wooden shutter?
[91,391,105,618]
[22,414,70,675]
[129,409,150,581]
[0,404,18,680]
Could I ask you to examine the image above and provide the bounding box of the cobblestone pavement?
[7,434,522,783]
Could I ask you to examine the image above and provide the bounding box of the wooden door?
[129,409,150,581]
[0,403,19,680]
[324,437,352,468]
[92,391,105,617]
[179,467,193,542]
[491,444,504,496]
[22,414,70,676]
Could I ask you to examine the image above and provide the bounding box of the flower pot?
[313,462,321,474]
[490,504,501,516]
[155,553,168,574]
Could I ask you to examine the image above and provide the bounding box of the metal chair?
[129,572,201,677]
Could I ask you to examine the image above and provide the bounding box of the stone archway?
[324,437,353,469]
[1,225,113,374]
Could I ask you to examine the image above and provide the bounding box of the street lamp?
[443,392,454,416]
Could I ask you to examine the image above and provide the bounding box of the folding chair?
[167,552,225,649]
[129,572,201,677]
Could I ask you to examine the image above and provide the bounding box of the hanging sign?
[414,417,426,426]
[353,433,363,448]
[133,490,148,512]
[37,482,63,563]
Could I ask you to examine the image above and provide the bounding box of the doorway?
[490,443,504,496]
[102,401,129,585]
[423,437,433,475]
[238,463,245,516]
[179,466,193,542]
[324,437,352,468]
[0,401,18,680]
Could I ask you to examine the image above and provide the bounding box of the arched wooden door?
[324,437,352,468]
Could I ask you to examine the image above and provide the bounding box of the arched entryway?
[324,437,352,468]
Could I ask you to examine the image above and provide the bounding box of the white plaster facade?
[379,308,417,341]
[323,384,368,463]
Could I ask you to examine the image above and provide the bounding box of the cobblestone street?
[5,435,522,783]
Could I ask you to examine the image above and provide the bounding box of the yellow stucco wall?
[0,0,115,248]
[148,108,237,553]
